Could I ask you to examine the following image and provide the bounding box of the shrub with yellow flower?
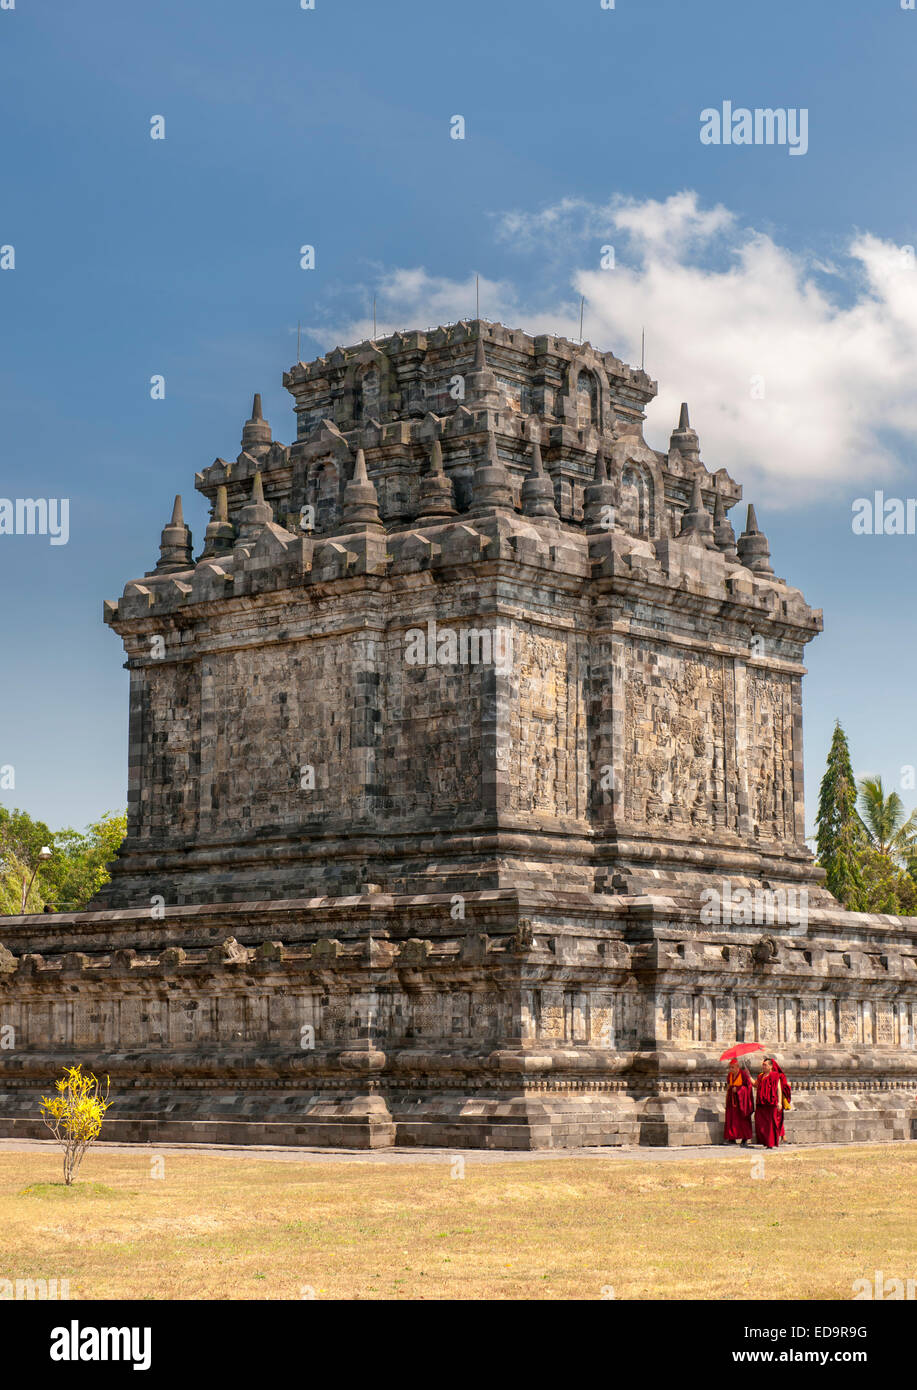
[39,1065,112,1186]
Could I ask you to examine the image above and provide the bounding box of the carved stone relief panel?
[747,672,795,842]
[623,643,733,832]
[508,628,580,818]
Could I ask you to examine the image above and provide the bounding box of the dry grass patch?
[0,1145,914,1300]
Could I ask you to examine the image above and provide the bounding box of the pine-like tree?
[815,721,867,908]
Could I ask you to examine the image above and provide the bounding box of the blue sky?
[1,0,916,833]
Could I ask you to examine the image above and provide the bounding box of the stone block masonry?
[1,321,914,1148]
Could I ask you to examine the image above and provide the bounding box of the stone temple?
[1,321,915,1148]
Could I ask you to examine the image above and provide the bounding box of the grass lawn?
[1,1144,914,1300]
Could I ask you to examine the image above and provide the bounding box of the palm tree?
[857,776,917,865]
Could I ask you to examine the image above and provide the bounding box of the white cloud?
[306,269,524,350]
[493,192,735,258]
[311,193,917,504]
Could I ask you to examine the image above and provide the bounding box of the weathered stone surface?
[0,322,913,1149]
[0,892,914,1147]
[87,325,820,908]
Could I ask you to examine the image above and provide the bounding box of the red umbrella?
[719,1043,766,1062]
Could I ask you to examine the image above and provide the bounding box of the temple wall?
[7,322,870,1150]
[136,660,200,839]
[380,625,486,820]
[621,640,734,834]
[2,893,916,1149]
[502,623,588,823]
[125,600,806,856]
[4,898,916,1057]
[5,980,915,1055]
[113,578,814,907]
[203,636,356,831]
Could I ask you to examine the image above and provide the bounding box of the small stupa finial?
[152,494,193,573]
[583,442,617,532]
[200,484,235,559]
[521,435,558,520]
[241,392,272,452]
[737,504,774,574]
[712,492,737,559]
[235,470,274,542]
[339,447,384,530]
[469,427,515,514]
[670,400,700,463]
[678,474,715,546]
[417,438,456,521]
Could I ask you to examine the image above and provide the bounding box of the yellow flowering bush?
[39,1065,112,1185]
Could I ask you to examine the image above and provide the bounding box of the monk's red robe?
[774,1066,791,1139]
[723,1068,754,1142]
[755,1071,783,1148]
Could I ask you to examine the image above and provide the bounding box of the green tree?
[857,846,917,916]
[815,721,867,909]
[0,849,44,914]
[47,812,128,910]
[0,805,126,914]
[857,776,917,863]
[853,775,917,916]
[0,806,56,913]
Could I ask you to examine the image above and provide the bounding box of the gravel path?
[1,1136,906,1165]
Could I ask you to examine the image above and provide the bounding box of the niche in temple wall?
[619,462,652,538]
[576,370,598,429]
[353,366,381,421]
[309,459,341,530]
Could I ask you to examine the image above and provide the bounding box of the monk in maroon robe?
[772,1060,791,1141]
[723,1059,754,1144]
[754,1056,784,1148]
